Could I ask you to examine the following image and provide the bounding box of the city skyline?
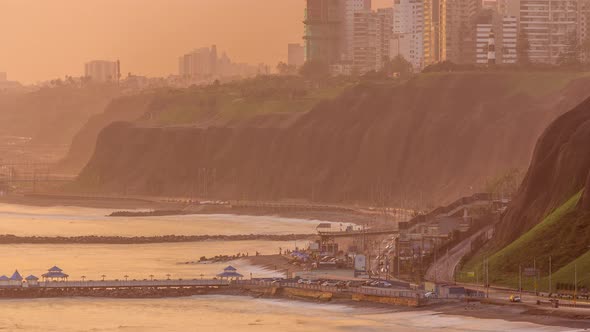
[0,0,392,83]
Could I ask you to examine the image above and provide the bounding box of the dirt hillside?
[75,73,590,207]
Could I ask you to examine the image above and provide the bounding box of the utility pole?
[549,256,553,296]
[486,258,490,298]
[519,264,522,297]
[446,248,450,282]
[534,257,537,295]
[574,263,577,307]
[434,243,437,283]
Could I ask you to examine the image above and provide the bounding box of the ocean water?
[0,203,581,331]
[0,203,337,236]
[0,296,577,332]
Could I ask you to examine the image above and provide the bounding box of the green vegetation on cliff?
[459,191,590,291]
[153,76,354,126]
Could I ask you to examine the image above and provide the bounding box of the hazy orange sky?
[0,0,391,83]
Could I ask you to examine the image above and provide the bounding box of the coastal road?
[425,226,492,283]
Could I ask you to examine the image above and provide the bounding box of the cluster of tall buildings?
[84,60,121,83]
[178,45,270,82]
[303,0,590,74]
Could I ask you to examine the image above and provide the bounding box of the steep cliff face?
[58,94,155,172]
[496,97,590,246]
[76,73,590,206]
[579,171,590,212]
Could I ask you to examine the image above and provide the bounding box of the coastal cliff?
[75,73,590,207]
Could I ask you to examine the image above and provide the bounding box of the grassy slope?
[153,71,590,126]
[551,250,590,290]
[459,191,588,290]
[154,76,353,126]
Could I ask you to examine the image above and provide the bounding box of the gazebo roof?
[42,271,69,278]
[10,270,23,281]
[48,266,63,272]
[223,266,237,272]
[0,275,8,281]
[25,275,39,281]
[216,271,244,278]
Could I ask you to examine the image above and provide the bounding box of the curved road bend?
[425,226,492,283]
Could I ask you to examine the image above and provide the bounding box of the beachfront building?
[216,266,244,280]
[9,270,23,287]
[0,272,23,287]
[25,275,40,287]
[0,275,9,287]
[42,266,69,282]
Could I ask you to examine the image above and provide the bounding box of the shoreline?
[0,234,316,245]
[0,194,383,225]
[0,288,586,329]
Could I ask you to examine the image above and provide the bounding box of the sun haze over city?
[1,0,392,83]
[0,0,590,331]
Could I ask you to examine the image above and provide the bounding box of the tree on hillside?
[517,29,531,66]
[276,62,297,75]
[299,60,331,80]
[557,31,581,66]
[383,55,413,78]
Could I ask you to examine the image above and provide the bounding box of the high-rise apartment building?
[352,10,378,73]
[497,0,521,16]
[393,0,425,69]
[178,45,218,79]
[376,8,395,69]
[343,0,373,61]
[423,0,440,66]
[476,23,495,64]
[520,0,580,64]
[288,43,305,67]
[499,15,518,64]
[578,0,590,49]
[304,0,343,64]
[84,60,120,83]
[439,0,481,64]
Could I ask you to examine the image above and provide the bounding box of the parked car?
[424,291,437,299]
[509,295,521,303]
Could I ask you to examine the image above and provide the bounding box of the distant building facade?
[475,23,495,64]
[288,43,305,67]
[343,0,373,61]
[178,45,266,82]
[84,60,120,83]
[178,46,218,79]
[393,0,425,70]
[352,10,378,73]
[376,8,394,70]
[304,0,344,64]
[499,15,518,64]
[520,0,580,64]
